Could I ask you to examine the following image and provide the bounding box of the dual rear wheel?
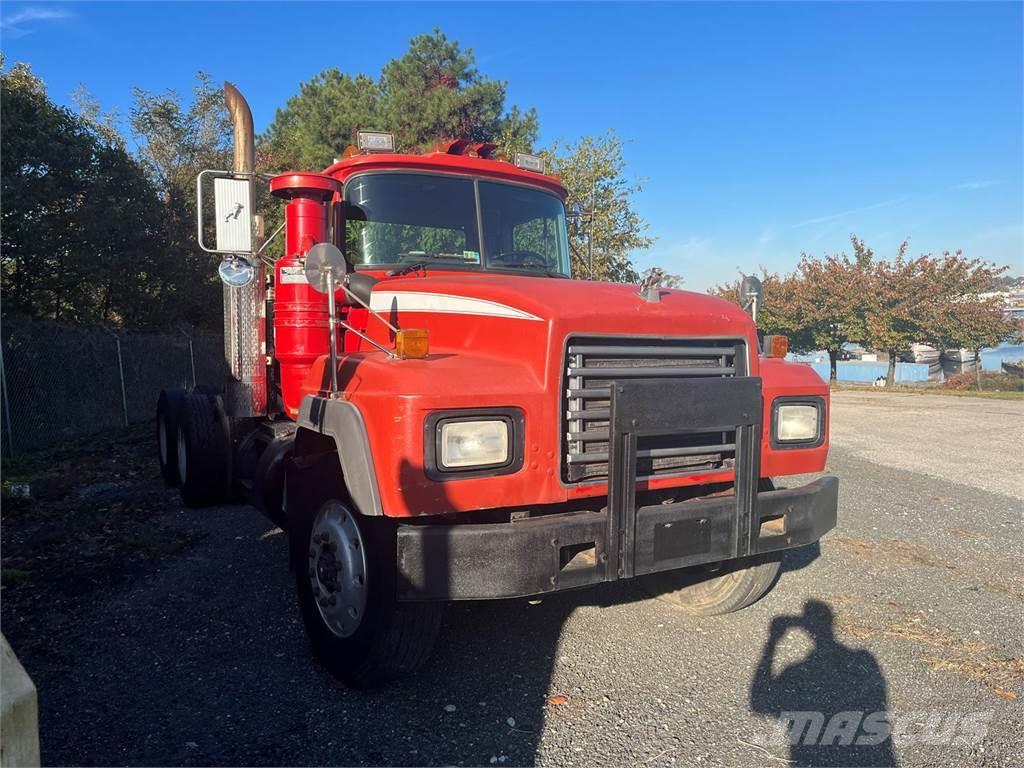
[156,388,230,508]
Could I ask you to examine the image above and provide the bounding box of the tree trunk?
[829,350,838,382]
[975,349,982,391]
[886,350,897,386]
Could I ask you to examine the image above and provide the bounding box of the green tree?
[918,252,1019,389]
[713,269,812,348]
[130,72,232,327]
[547,131,654,283]
[262,29,539,171]
[859,241,927,385]
[263,70,382,171]
[712,238,870,380]
[1,59,171,327]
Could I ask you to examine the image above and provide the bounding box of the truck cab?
[156,86,838,688]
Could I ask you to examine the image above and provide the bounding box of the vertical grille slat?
[562,336,746,482]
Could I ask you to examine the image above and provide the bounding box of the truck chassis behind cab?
[156,84,838,687]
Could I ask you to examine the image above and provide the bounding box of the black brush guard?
[396,377,838,601]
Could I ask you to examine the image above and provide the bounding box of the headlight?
[439,420,510,468]
[773,400,824,446]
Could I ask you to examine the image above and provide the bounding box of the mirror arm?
[254,221,285,266]
[340,283,401,335]
[569,241,594,279]
[337,318,398,359]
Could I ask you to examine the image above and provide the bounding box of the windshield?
[343,173,571,276]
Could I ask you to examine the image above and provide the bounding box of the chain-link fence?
[1,315,228,456]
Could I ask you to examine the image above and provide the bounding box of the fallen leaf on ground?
[991,687,1017,701]
[546,694,568,706]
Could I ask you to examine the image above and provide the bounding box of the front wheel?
[290,491,443,688]
[639,553,782,615]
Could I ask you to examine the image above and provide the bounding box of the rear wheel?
[176,392,229,508]
[156,388,185,486]
[290,477,443,688]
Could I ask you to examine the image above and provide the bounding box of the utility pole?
[587,180,596,278]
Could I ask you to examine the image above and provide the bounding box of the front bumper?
[396,475,838,601]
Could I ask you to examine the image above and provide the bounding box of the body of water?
[981,342,1024,371]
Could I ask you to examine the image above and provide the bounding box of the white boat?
[901,343,943,380]
[943,348,975,363]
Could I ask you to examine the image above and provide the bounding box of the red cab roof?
[321,151,567,199]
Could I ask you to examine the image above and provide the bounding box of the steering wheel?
[492,250,548,269]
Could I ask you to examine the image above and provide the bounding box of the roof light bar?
[357,131,395,153]
[513,152,545,174]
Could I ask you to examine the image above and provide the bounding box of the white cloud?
[1,6,72,38]
[792,196,911,229]
[954,180,1000,191]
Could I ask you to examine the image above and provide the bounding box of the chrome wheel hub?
[308,500,368,639]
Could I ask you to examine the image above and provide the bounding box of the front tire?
[639,554,781,615]
[640,477,782,615]
[290,480,443,688]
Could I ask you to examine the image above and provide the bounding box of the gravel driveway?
[2,391,1021,767]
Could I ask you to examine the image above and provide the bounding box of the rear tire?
[156,388,185,487]
[289,471,443,688]
[176,392,230,508]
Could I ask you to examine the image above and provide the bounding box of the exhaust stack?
[222,82,267,417]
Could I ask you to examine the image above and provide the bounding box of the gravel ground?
[2,391,1022,767]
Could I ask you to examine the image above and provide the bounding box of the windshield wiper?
[387,253,475,276]
[387,262,426,277]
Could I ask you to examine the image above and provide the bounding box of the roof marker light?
[357,131,395,153]
[513,152,545,174]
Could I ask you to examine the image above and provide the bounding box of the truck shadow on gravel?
[3,434,867,768]
[5,508,866,767]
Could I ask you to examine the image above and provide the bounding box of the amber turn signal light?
[763,335,789,358]
[396,329,429,359]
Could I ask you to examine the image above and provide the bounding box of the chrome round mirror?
[218,256,255,288]
[303,243,348,294]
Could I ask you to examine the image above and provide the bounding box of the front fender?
[295,395,384,516]
[759,357,831,477]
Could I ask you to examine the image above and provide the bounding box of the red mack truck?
[156,84,838,688]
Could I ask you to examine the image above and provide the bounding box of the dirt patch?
[1,423,198,605]
[943,528,992,540]
[830,536,1024,600]
[832,536,956,571]
[834,597,1022,699]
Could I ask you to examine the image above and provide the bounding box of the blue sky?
[2,1,1021,290]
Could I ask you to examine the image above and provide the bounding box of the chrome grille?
[563,337,747,482]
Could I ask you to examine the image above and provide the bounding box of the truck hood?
[367,272,757,347]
